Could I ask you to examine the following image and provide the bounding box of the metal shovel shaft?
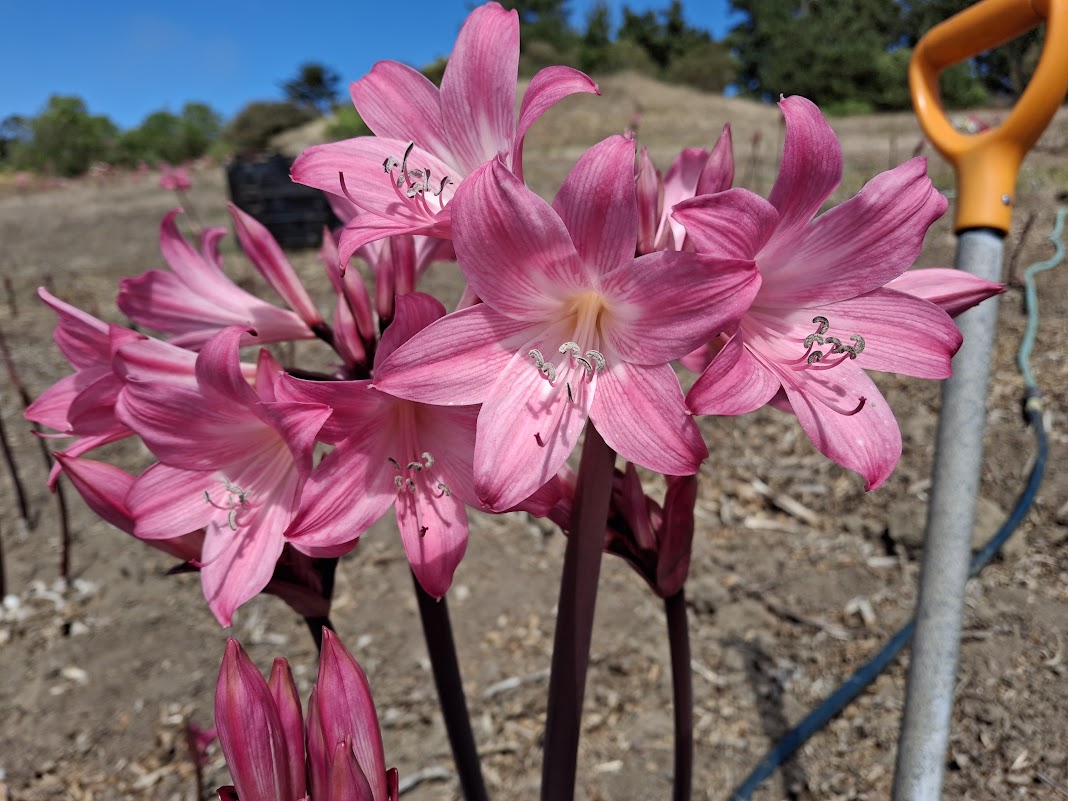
[892,229,1004,801]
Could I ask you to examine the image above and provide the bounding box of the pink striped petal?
[886,268,1004,317]
[37,288,109,368]
[439,2,519,174]
[316,629,388,801]
[228,204,323,327]
[552,135,638,278]
[394,472,468,598]
[54,454,135,534]
[451,158,587,318]
[590,360,705,476]
[372,304,539,405]
[350,61,450,157]
[783,365,901,491]
[672,188,778,259]
[764,95,842,250]
[267,659,306,800]
[807,289,962,379]
[513,65,599,175]
[687,333,782,416]
[374,292,446,368]
[759,158,947,305]
[597,252,760,364]
[695,124,734,195]
[474,322,590,511]
[127,463,217,540]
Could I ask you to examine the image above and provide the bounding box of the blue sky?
[0,1,743,130]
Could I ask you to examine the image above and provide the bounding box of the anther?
[566,382,574,403]
[436,482,451,497]
[388,457,401,470]
[529,349,545,369]
[228,509,238,531]
[395,476,404,490]
[807,351,824,365]
[541,363,557,382]
[405,478,416,493]
[419,526,428,538]
[383,156,400,173]
[848,334,865,357]
[585,350,606,372]
[407,461,423,471]
[559,342,581,357]
[574,355,593,375]
[422,452,435,468]
[812,316,830,334]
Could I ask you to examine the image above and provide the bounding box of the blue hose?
[727,208,1063,801]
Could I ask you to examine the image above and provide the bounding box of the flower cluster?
[32,2,1000,634]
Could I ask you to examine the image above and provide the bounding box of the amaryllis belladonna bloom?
[635,125,734,255]
[118,208,320,349]
[54,453,333,619]
[278,293,486,599]
[674,95,1002,490]
[291,1,599,266]
[373,134,761,510]
[118,327,331,625]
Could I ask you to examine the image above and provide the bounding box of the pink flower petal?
[267,659,306,800]
[673,188,778,259]
[54,454,135,534]
[597,251,760,364]
[372,304,539,405]
[215,639,294,801]
[474,322,590,510]
[451,158,587,319]
[127,463,217,540]
[886,268,1004,317]
[783,365,901,491]
[759,158,948,305]
[551,135,638,278]
[284,434,396,552]
[808,288,962,379]
[764,96,843,251]
[687,333,782,415]
[513,65,599,175]
[350,61,451,157]
[394,474,469,598]
[201,503,289,626]
[439,2,519,174]
[590,361,705,476]
[374,293,446,368]
[315,629,388,801]
[695,124,734,195]
[228,204,324,327]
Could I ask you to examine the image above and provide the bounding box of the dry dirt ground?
[1,74,1067,801]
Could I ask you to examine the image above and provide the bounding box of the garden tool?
[895,0,1068,798]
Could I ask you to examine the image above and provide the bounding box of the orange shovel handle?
[910,0,1068,233]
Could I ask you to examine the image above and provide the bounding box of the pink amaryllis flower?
[118,209,319,349]
[674,96,1001,490]
[54,453,333,619]
[372,135,761,510]
[118,327,332,625]
[291,1,599,266]
[636,125,734,255]
[277,293,484,599]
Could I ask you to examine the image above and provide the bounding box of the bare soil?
[1,74,1067,801]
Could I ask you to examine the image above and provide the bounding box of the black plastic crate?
[226,153,340,249]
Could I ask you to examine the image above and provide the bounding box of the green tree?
[0,115,31,163]
[281,62,342,115]
[178,102,222,159]
[222,101,317,153]
[21,95,118,176]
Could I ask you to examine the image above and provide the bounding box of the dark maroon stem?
[665,589,693,801]
[412,572,489,801]
[540,424,616,801]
